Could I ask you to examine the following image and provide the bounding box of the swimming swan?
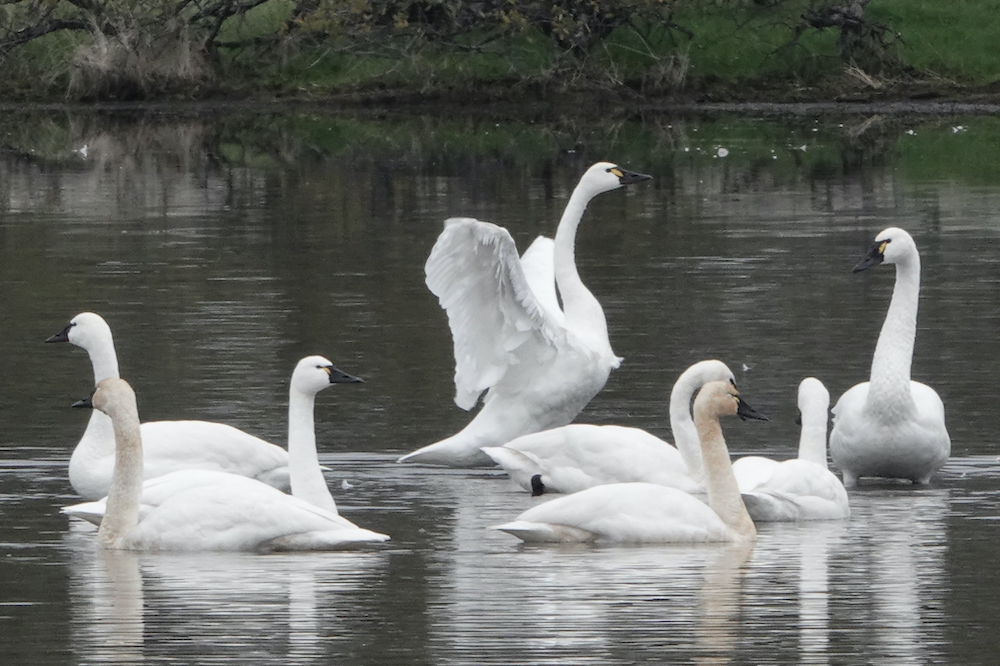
[64,377,389,551]
[48,312,291,500]
[62,356,361,522]
[481,360,737,495]
[828,228,950,486]
[490,381,766,544]
[398,162,651,467]
[732,378,850,521]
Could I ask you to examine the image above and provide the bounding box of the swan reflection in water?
[63,459,950,665]
[65,522,387,665]
[422,467,949,664]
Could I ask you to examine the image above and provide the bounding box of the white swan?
[397,162,651,467]
[63,355,361,522]
[828,228,950,486]
[490,381,766,544]
[732,378,850,521]
[64,377,388,551]
[481,360,737,495]
[48,312,290,500]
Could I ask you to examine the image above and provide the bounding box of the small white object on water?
[716,147,729,158]
[341,480,354,490]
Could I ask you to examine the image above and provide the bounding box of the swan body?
[481,360,737,495]
[733,378,850,522]
[49,312,291,500]
[398,162,651,467]
[828,228,950,486]
[64,356,362,523]
[491,381,765,544]
[65,377,388,552]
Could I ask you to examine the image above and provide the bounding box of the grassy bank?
[1,1,999,105]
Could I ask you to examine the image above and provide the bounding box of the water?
[2,108,1000,664]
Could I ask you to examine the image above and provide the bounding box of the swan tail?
[489,521,595,543]
[61,501,106,526]
[397,434,496,467]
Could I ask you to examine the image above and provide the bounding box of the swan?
[731,378,850,521]
[480,359,737,495]
[398,162,652,467]
[828,228,950,486]
[490,381,766,544]
[63,377,389,551]
[63,355,362,523]
[48,312,291,500]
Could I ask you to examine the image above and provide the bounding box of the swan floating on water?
[732,378,850,521]
[828,228,950,486]
[64,377,389,551]
[481,360,737,495]
[63,355,362,522]
[490,381,766,544]
[398,162,651,467]
[49,312,291,500]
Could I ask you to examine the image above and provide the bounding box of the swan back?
[796,377,830,467]
[669,360,736,484]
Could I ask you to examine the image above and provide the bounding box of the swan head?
[46,312,113,350]
[853,227,917,272]
[72,377,138,422]
[579,162,652,197]
[796,377,830,425]
[291,355,363,396]
[695,381,768,422]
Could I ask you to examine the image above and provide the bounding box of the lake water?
[2,107,1000,664]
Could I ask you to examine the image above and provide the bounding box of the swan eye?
[608,167,624,178]
[729,377,737,388]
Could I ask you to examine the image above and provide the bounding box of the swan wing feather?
[426,218,562,410]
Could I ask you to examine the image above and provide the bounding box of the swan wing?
[492,482,730,543]
[497,424,699,495]
[741,460,849,521]
[140,420,290,488]
[425,218,562,410]
[131,474,388,551]
[731,455,781,493]
[61,469,274,526]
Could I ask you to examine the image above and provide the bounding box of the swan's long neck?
[669,376,706,485]
[99,406,143,548]
[867,255,920,415]
[75,333,123,489]
[87,335,121,383]
[696,414,756,541]
[553,187,611,355]
[797,413,829,468]
[288,388,337,513]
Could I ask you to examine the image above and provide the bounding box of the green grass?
[868,0,1000,84]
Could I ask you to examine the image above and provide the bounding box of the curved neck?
[867,258,919,413]
[669,378,705,484]
[696,414,756,541]
[797,414,829,467]
[87,337,121,383]
[288,389,337,513]
[553,188,609,347]
[99,409,143,547]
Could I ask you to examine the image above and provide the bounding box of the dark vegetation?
[1,0,997,104]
